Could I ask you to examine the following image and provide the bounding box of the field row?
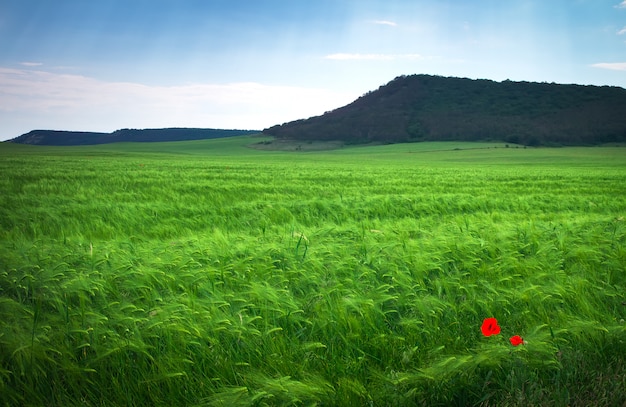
[0,141,625,405]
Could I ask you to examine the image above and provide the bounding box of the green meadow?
[0,137,625,406]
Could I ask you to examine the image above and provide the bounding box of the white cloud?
[0,67,357,138]
[618,26,626,35]
[591,62,626,71]
[616,0,626,8]
[324,53,423,61]
[20,62,43,67]
[371,20,397,27]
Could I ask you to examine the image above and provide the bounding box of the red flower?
[481,317,501,336]
[509,335,524,346]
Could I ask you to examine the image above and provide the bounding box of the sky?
[1,0,626,141]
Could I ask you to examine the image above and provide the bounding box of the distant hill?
[263,74,626,146]
[8,128,260,146]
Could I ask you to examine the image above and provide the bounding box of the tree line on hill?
[263,74,626,146]
[8,128,259,146]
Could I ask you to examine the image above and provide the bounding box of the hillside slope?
[263,75,626,146]
[8,128,259,146]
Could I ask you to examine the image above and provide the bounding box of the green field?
[1,137,625,406]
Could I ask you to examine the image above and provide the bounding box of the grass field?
[0,137,625,406]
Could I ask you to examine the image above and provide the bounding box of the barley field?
[0,137,625,406]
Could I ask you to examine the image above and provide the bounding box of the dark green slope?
[8,128,260,146]
[263,75,626,146]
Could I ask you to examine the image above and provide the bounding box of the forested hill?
[8,128,259,146]
[263,75,626,146]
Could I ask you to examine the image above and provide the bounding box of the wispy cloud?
[371,20,397,27]
[20,62,43,67]
[618,26,626,35]
[0,67,357,137]
[591,62,626,71]
[616,0,626,8]
[324,53,423,61]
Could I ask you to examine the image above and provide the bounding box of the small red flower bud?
[509,335,524,346]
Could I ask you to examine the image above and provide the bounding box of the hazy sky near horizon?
[1,0,626,140]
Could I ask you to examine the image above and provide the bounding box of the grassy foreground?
[0,138,625,406]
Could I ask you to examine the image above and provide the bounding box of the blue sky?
[1,0,626,140]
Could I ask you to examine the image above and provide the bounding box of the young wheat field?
[0,137,625,406]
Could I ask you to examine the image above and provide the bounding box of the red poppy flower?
[481,317,501,336]
[509,335,524,346]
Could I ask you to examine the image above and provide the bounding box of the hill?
[263,74,626,146]
[8,128,259,146]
